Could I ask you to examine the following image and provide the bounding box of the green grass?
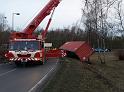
[43,52,124,92]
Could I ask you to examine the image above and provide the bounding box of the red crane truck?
[5,0,62,66]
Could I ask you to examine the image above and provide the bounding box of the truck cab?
[6,39,45,65]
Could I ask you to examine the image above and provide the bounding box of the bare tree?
[0,14,7,32]
[114,0,124,36]
[82,0,119,47]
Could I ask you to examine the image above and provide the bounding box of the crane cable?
[42,7,56,40]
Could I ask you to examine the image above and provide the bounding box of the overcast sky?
[1,0,83,30]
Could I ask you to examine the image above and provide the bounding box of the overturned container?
[60,41,94,62]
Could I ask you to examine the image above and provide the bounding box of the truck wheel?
[40,56,46,65]
[39,60,44,65]
[15,62,21,67]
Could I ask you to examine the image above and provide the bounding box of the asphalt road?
[0,58,59,92]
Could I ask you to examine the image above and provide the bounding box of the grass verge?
[43,52,124,92]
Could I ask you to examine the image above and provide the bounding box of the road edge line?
[0,69,16,77]
[28,59,60,92]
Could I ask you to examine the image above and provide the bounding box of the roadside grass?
[43,52,124,92]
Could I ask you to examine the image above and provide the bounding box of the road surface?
[0,58,59,92]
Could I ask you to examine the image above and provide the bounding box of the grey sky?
[1,0,82,30]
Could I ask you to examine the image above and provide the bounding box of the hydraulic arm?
[11,0,61,39]
[23,0,61,35]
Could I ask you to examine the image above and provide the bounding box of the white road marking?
[28,60,59,92]
[0,62,13,66]
[0,69,16,77]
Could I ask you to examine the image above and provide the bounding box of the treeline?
[0,31,10,58]
[0,25,124,50]
[46,27,124,49]
[46,27,87,48]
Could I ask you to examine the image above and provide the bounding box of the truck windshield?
[9,41,40,51]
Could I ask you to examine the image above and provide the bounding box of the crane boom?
[6,0,66,66]
[23,0,61,35]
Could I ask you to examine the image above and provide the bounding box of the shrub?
[116,49,124,60]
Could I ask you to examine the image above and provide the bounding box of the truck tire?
[15,62,21,67]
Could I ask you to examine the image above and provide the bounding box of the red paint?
[60,41,94,61]
[10,0,61,39]
[5,52,14,59]
[34,52,40,58]
[46,49,66,58]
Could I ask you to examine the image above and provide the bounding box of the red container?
[46,49,66,58]
[60,41,94,61]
